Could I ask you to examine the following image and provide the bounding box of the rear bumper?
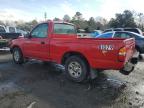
[91,60,125,70]
[90,51,139,70]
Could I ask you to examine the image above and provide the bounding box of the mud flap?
[119,62,135,75]
[120,51,139,75]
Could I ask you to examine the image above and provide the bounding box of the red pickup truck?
[10,21,138,82]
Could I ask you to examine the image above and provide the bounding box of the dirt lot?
[0,52,144,108]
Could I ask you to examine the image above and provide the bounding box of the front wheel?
[13,47,24,64]
[65,56,89,83]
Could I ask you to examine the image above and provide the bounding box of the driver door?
[23,23,50,60]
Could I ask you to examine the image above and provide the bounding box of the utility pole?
[44,12,47,21]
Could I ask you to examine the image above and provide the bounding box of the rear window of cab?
[54,23,76,34]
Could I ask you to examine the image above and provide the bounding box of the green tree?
[88,17,96,30]
[109,10,137,28]
[95,17,108,30]
[137,13,144,31]
[16,20,38,32]
[70,12,87,29]
[53,17,60,21]
[63,14,71,22]
[31,20,38,27]
[74,12,83,20]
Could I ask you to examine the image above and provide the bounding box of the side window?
[0,26,6,33]
[98,33,113,38]
[31,23,48,38]
[114,32,131,38]
[54,24,76,34]
[9,27,16,33]
[124,29,139,34]
[128,33,139,39]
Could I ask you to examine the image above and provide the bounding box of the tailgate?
[124,38,135,62]
[79,38,135,69]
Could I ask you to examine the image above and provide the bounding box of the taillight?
[118,47,126,61]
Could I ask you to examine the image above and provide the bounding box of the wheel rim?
[68,61,82,78]
[14,50,20,62]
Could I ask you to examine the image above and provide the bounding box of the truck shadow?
[12,61,127,107]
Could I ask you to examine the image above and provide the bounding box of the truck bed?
[50,37,135,70]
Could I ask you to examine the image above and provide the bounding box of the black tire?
[12,47,24,64]
[65,56,89,83]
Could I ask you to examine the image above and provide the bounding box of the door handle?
[41,41,45,44]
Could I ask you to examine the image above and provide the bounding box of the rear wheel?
[13,47,24,64]
[65,56,89,82]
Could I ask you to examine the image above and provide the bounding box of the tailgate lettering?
[99,45,114,51]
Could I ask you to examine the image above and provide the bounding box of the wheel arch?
[10,45,21,53]
[61,51,90,69]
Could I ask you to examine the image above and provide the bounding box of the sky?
[0,0,144,22]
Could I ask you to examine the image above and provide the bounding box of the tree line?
[0,10,144,32]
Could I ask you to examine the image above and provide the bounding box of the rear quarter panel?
[50,37,129,70]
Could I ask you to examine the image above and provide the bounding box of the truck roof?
[41,20,74,26]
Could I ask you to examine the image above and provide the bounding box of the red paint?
[10,21,135,70]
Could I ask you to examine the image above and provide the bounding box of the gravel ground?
[0,52,144,108]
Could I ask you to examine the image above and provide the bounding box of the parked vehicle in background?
[103,28,123,33]
[0,25,6,33]
[96,31,144,58]
[77,29,86,37]
[103,28,143,35]
[77,29,92,37]
[0,25,21,39]
[17,29,28,36]
[0,25,22,50]
[0,36,8,49]
[77,29,102,38]
[10,21,138,82]
[6,26,17,33]
[124,28,143,35]
[90,30,102,37]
